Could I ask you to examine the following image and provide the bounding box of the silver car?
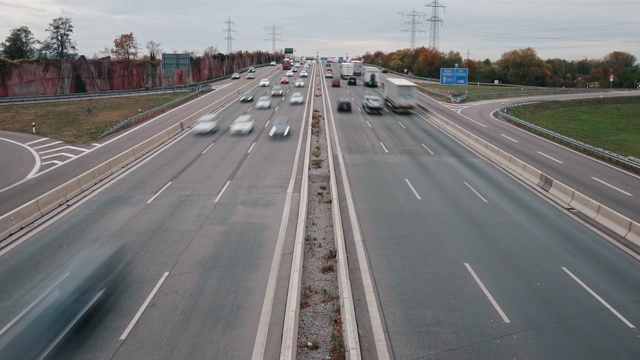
[290,92,304,105]
[229,115,255,135]
[256,96,272,109]
[192,113,220,134]
[259,79,270,87]
[295,79,304,88]
[269,117,290,137]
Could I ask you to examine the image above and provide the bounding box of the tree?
[1,26,36,60]
[146,40,162,60]
[203,46,218,57]
[497,47,547,86]
[111,33,138,59]
[40,17,77,59]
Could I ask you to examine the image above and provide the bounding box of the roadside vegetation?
[0,93,188,143]
[509,97,640,158]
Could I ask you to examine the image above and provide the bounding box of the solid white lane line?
[25,138,50,145]
[0,273,70,336]
[248,142,256,154]
[215,180,231,203]
[464,182,488,203]
[32,141,62,150]
[366,121,372,128]
[465,263,511,323]
[202,142,214,154]
[562,267,635,328]
[500,134,519,143]
[537,151,563,164]
[421,143,434,155]
[147,182,172,204]
[380,142,389,153]
[120,271,170,340]
[398,122,406,129]
[405,179,422,200]
[591,177,633,196]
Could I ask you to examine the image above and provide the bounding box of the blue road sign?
[320,57,328,61]
[440,68,468,85]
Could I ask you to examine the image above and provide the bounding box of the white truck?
[339,62,354,79]
[383,78,418,113]
[352,60,363,76]
[363,66,380,87]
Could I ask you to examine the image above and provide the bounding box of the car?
[290,92,304,105]
[271,86,284,96]
[348,76,357,85]
[381,68,388,73]
[286,71,294,77]
[326,63,332,67]
[327,68,333,72]
[239,91,255,102]
[248,66,256,72]
[192,113,220,134]
[229,115,255,135]
[331,79,341,87]
[325,72,333,78]
[256,96,272,109]
[269,117,291,137]
[280,77,290,84]
[246,73,255,79]
[362,95,384,114]
[337,98,352,112]
[270,61,276,66]
[300,71,308,78]
[295,79,304,88]
[292,68,297,73]
[259,79,270,87]
[231,72,241,79]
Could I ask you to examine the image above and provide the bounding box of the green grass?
[509,97,640,158]
[0,92,189,144]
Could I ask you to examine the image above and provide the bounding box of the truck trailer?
[363,66,380,87]
[352,60,363,76]
[339,62,354,79]
[383,78,418,113]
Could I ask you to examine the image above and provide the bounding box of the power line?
[425,0,446,51]
[264,25,283,53]
[223,16,235,54]
[400,8,427,50]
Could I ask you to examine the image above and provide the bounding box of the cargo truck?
[383,78,417,113]
[352,60,363,76]
[363,66,380,87]
[339,62,354,79]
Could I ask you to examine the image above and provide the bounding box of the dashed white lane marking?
[465,263,511,323]
[404,179,422,200]
[562,267,635,328]
[248,142,256,154]
[591,177,633,196]
[25,138,50,145]
[120,271,170,340]
[500,134,519,143]
[366,121,372,128]
[421,143,434,155]
[202,142,214,154]
[147,182,172,204]
[398,122,406,129]
[38,146,88,154]
[379,142,389,153]
[32,141,62,150]
[464,182,489,203]
[537,151,563,164]
[41,153,76,159]
[215,180,231,203]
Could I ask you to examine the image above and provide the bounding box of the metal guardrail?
[498,100,640,172]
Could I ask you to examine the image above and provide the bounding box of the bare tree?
[145,40,162,60]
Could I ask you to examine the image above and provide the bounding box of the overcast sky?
[1,0,638,62]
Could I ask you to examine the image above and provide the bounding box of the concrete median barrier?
[0,200,41,240]
[508,156,526,174]
[626,222,640,247]
[548,180,575,205]
[595,206,633,239]
[521,163,542,185]
[570,191,600,220]
[496,149,512,167]
[108,149,136,172]
[78,162,113,191]
[37,179,82,215]
[134,137,157,159]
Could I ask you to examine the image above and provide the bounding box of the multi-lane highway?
[1,60,639,359]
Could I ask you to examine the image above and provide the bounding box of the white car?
[300,71,308,77]
[229,115,255,135]
[256,96,272,109]
[192,113,219,134]
[285,71,294,77]
[294,79,304,88]
[290,92,304,105]
[270,61,276,66]
[259,79,270,87]
[246,73,255,79]
[231,72,241,79]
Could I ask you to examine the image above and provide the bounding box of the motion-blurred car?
[300,71,308,77]
[270,61,276,66]
[325,72,333,78]
[193,113,220,134]
[269,117,290,137]
[271,86,284,96]
[280,77,290,84]
[239,91,254,102]
[292,68,297,73]
[290,92,304,105]
[348,76,357,85]
[256,96,272,109]
[331,79,341,87]
[362,95,384,114]
[248,66,256,72]
[381,68,388,73]
[286,71,294,77]
[229,115,255,135]
[231,72,241,79]
[326,62,332,67]
[337,98,352,112]
[295,79,304,87]
[259,79,270,87]
[246,73,255,79]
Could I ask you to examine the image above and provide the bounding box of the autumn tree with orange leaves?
[111,33,139,60]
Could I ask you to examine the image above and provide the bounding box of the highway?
[0,64,314,359]
[1,60,639,359]
[321,63,640,359]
